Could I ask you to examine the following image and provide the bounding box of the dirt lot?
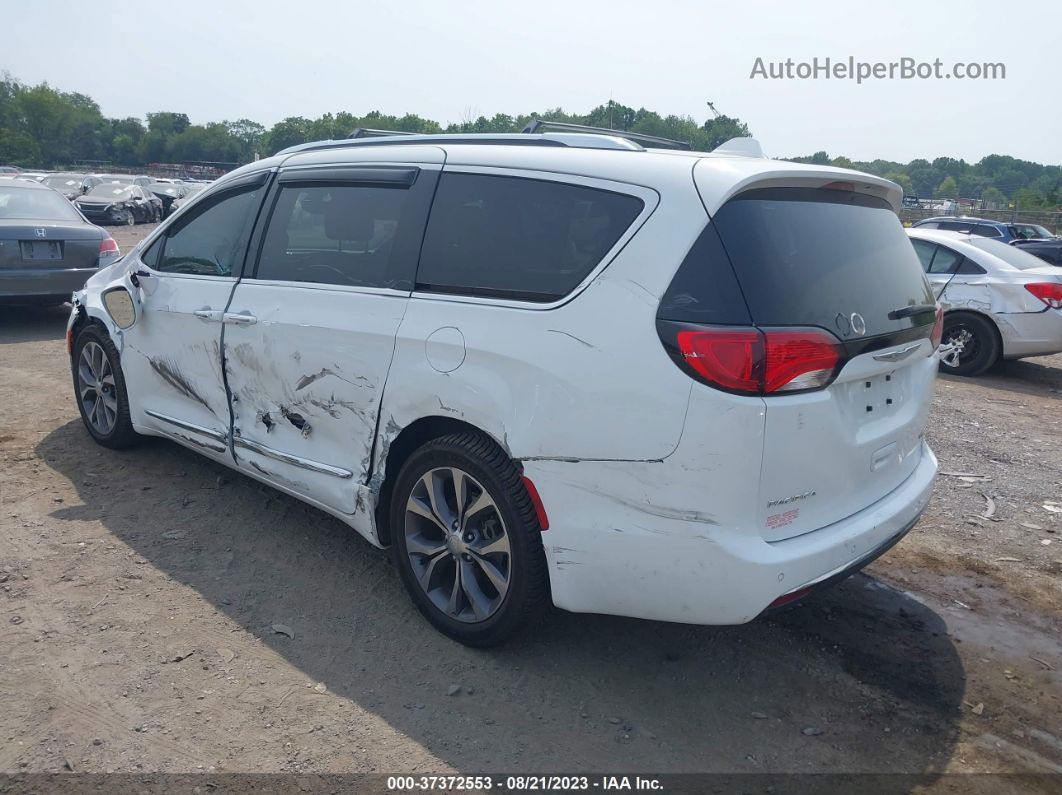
[1,223,1060,786]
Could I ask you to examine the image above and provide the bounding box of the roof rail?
[348,128,419,139]
[276,132,644,157]
[522,119,692,150]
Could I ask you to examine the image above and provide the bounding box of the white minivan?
[67,127,941,645]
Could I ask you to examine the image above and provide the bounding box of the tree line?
[1,73,1059,209]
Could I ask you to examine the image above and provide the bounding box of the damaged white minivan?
[67,126,942,646]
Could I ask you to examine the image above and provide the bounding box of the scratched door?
[122,179,266,454]
[223,164,438,514]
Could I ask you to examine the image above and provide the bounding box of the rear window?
[0,185,82,222]
[417,173,644,302]
[707,187,935,339]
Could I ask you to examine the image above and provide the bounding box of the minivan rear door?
[694,171,938,541]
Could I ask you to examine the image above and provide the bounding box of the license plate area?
[20,240,63,260]
[860,372,902,419]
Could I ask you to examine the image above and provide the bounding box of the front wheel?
[72,325,138,449]
[390,432,549,647]
[940,312,1001,377]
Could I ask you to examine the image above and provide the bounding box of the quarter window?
[927,245,964,274]
[255,184,412,288]
[417,173,644,302]
[157,187,261,276]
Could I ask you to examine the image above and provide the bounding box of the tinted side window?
[911,239,937,271]
[971,224,1002,238]
[255,183,412,288]
[158,187,260,276]
[916,221,940,229]
[657,223,751,324]
[417,173,644,302]
[938,221,972,233]
[928,245,964,274]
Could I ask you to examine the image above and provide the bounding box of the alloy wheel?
[943,326,977,367]
[403,466,511,623]
[78,341,118,435]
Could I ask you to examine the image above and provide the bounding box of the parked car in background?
[168,181,206,213]
[1009,237,1062,266]
[41,173,102,200]
[16,172,49,182]
[67,129,941,646]
[912,215,1057,244]
[0,165,23,176]
[146,178,187,217]
[96,173,154,189]
[0,179,120,305]
[75,183,161,225]
[908,228,1062,375]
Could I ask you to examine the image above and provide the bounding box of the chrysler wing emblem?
[34,228,47,238]
[873,343,921,362]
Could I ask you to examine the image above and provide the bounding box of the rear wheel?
[940,312,1000,377]
[389,432,548,647]
[72,325,138,449]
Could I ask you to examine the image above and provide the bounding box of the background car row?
[0,164,213,226]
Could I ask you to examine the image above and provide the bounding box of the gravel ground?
[1,223,1060,786]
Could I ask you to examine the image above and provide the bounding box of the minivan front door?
[121,176,267,455]
[223,163,439,514]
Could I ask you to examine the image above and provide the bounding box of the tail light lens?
[99,238,120,257]
[1025,282,1062,309]
[673,326,842,396]
[930,305,944,348]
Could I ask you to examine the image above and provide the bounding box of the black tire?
[120,209,135,226]
[940,311,1001,377]
[71,324,139,449]
[389,431,549,647]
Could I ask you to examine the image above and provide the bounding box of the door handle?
[223,312,258,325]
[193,309,224,322]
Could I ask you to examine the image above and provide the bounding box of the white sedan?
[907,228,1062,376]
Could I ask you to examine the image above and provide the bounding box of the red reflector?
[66,327,74,355]
[677,329,762,393]
[676,327,841,395]
[521,475,549,531]
[99,238,120,255]
[763,330,841,393]
[769,585,814,608]
[1025,282,1062,309]
[821,181,855,192]
[930,305,944,348]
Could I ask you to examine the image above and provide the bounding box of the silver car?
[908,228,1062,375]
[0,180,121,305]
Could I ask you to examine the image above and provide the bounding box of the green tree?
[936,175,958,198]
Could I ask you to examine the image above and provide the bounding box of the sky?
[3,0,1058,165]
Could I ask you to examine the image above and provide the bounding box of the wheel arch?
[373,414,518,547]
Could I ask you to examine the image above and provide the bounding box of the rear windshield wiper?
[888,303,937,320]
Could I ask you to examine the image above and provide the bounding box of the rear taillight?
[930,305,944,348]
[99,238,120,257]
[1025,282,1062,309]
[673,326,843,396]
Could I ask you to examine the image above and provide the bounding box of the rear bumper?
[0,267,99,300]
[997,309,1062,359]
[525,440,937,625]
